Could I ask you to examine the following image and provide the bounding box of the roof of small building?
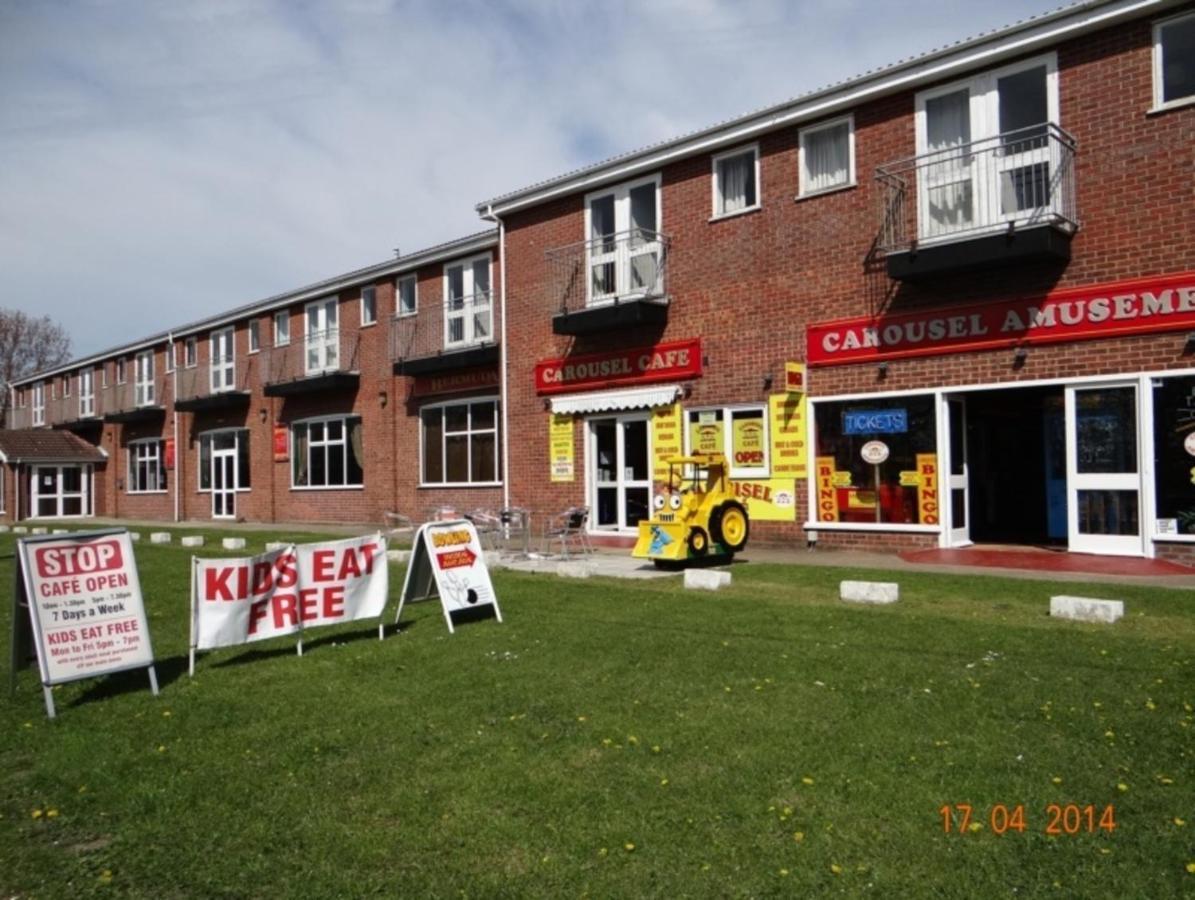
[0,430,108,464]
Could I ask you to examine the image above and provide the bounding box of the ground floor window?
[33,465,93,518]
[421,398,500,485]
[813,394,937,524]
[685,405,769,478]
[1153,374,1195,536]
[127,439,167,493]
[197,429,251,491]
[292,416,363,488]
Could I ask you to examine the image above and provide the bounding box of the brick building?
[7,0,1195,566]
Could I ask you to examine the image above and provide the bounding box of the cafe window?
[1152,375,1195,537]
[127,439,167,493]
[813,394,938,525]
[291,416,364,489]
[421,398,501,486]
[685,406,769,479]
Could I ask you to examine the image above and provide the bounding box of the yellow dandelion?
[31,809,43,819]
[1104,730,1115,738]
[1186,862,1195,874]
[1117,782,1129,792]
[802,776,814,786]
[701,863,711,871]
[793,831,805,843]
[162,710,172,717]
[1146,699,1157,711]
[724,686,732,693]
[598,847,608,857]
[1175,818,1187,827]
[627,735,639,745]
[651,745,661,754]
[157,745,166,753]
[98,870,113,884]
[783,805,793,817]
[46,808,59,819]
[23,722,33,729]
[1052,776,1062,785]
[660,778,669,786]
[1093,701,1102,708]
[968,822,983,833]
[601,738,613,747]
[830,863,843,875]
[779,868,790,877]
[1099,848,1111,855]
[624,842,635,852]
[577,715,587,722]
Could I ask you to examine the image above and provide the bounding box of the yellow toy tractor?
[632,453,749,567]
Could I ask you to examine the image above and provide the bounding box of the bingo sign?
[844,409,908,435]
[14,530,158,718]
[397,520,502,634]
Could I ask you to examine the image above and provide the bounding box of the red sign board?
[272,423,288,461]
[164,438,175,470]
[535,339,702,395]
[410,367,499,398]
[807,272,1195,367]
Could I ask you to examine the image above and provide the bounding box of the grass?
[1,530,1193,898]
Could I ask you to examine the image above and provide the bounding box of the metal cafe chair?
[465,508,503,552]
[497,506,531,556]
[542,505,592,558]
[382,511,415,544]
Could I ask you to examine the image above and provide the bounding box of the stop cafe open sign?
[12,529,158,718]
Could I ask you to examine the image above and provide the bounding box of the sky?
[0,0,1067,359]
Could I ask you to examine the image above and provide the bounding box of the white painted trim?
[288,414,365,490]
[417,395,501,488]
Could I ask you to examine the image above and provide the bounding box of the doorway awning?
[0,429,107,464]
[549,384,681,416]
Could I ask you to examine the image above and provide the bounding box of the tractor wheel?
[710,501,749,553]
[687,526,709,557]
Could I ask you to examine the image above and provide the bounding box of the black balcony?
[261,331,361,397]
[175,359,252,411]
[102,380,166,424]
[391,293,499,375]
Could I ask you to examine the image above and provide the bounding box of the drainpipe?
[169,331,179,523]
[481,206,510,513]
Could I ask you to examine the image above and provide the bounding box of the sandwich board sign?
[11,529,158,718]
[396,520,501,633]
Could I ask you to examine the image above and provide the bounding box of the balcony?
[546,229,670,335]
[102,378,166,424]
[391,292,498,375]
[261,329,360,397]
[175,356,252,412]
[876,123,1077,281]
[49,393,103,432]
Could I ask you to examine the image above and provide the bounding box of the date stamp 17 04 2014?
[940,804,1117,836]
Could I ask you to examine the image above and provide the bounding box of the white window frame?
[116,358,127,384]
[184,337,198,368]
[684,404,771,480]
[134,350,155,407]
[127,438,167,494]
[442,255,493,350]
[584,174,663,306]
[304,298,340,375]
[396,274,417,317]
[32,382,45,426]
[61,374,71,398]
[360,285,377,326]
[1152,11,1195,111]
[274,310,290,346]
[210,327,235,393]
[798,114,856,198]
[290,415,364,490]
[419,396,502,488]
[101,365,108,389]
[711,143,761,219]
[248,319,261,354]
[79,369,94,418]
[166,343,175,373]
[196,428,251,493]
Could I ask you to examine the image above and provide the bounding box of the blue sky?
[0,0,1063,358]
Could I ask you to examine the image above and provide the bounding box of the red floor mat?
[899,546,1191,576]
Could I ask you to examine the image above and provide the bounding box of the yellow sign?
[730,478,798,522]
[815,456,839,522]
[899,470,920,487]
[549,414,574,482]
[916,453,939,525]
[831,471,852,487]
[731,411,767,473]
[769,393,807,478]
[689,410,723,455]
[784,362,805,393]
[651,403,683,483]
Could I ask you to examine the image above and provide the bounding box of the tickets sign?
[397,520,501,633]
[191,533,387,653]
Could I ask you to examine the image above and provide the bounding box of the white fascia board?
[479,0,1173,216]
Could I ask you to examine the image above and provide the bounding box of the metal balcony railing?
[261,328,360,385]
[875,123,1078,254]
[103,375,167,414]
[545,229,671,316]
[390,292,496,364]
[176,355,253,402]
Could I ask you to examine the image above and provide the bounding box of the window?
[79,369,94,418]
[585,176,662,304]
[443,257,492,348]
[32,382,45,426]
[248,320,261,353]
[274,310,290,346]
[396,275,417,317]
[1152,375,1195,537]
[210,327,235,392]
[421,398,501,486]
[291,416,363,488]
[685,406,769,479]
[184,336,198,368]
[127,439,167,493]
[116,358,127,384]
[197,429,251,491]
[101,365,108,389]
[712,144,759,217]
[1154,11,1195,108]
[812,395,938,525]
[360,285,377,325]
[134,350,155,406]
[166,343,175,373]
[61,375,71,398]
[799,115,854,197]
[305,299,339,374]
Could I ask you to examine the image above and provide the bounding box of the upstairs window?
[397,275,417,317]
[712,145,759,217]
[79,369,94,418]
[585,176,662,305]
[184,337,198,368]
[444,257,492,348]
[32,382,45,426]
[799,116,854,197]
[274,310,290,346]
[248,320,261,353]
[134,350,155,406]
[116,358,127,384]
[1154,11,1195,109]
[361,285,377,325]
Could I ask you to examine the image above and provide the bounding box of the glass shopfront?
[1153,374,1195,537]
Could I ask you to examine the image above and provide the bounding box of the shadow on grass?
[205,621,416,669]
[67,653,190,709]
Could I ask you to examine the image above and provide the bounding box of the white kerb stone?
[386,549,411,563]
[129,532,141,541]
[31,527,48,535]
[0,525,9,532]
[840,580,900,605]
[222,537,246,550]
[53,528,70,534]
[150,532,172,544]
[684,569,732,591]
[557,560,594,579]
[13,526,28,534]
[181,536,204,548]
[265,541,288,552]
[1050,595,1124,624]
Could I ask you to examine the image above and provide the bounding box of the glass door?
[585,178,660,306]
[1065,384,1143,556]
[305,299,339,374]
[210,327,235,393]
[211,446,237,519]
[589,415,652,532]
[32,465,92,519]
[946,397,971,546]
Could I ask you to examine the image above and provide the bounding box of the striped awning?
[548,384,681,416]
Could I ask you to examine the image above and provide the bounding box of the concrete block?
[52,528,69,534]
[684,568,732,591]
[265,541,289,553]
[0,525,9,532]
[386,549,411,563]
[150,532,172,544]
[1050,595,1124,624]
[222,537,246,550]
[840,580,900,605]
[12,526,28,534]
[31,527,48,535]
[181,536,204,548]
[557,560,594,579]
[129,532,141,541]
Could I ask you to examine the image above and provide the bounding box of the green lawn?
[2,530,1192,898]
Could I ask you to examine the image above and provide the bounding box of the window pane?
[1077,490,1139,536]
[804,122,850,193]
[730,409,767,472]
[292,426,309,486]
[362,287,376,323]
[237,432,251,489]
[327,419,343,441]
[997,66,1048,138]
[199,436,212,490]
[328,444,345,486]
[471,401,495,429]
[1152,375,1195,534]
[399,277,416,314]
[447,266,464,304]
[445,404,468,432]
[348,419,364,485]
[688,410,725,455]
[718,151,756,213]
[445,435,469,482]
[311,444,327,486]
[629,182,656,235]
[1075,388,1137,474]
[422,409,443,483]
[590,194,615,242]
[471,432,495,482]
[472,260,490,297]
[1161,15,1195,103]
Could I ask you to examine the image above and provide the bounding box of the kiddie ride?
[632,453,749,568]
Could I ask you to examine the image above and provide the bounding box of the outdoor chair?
[466,508,503,552]
[542,506,592,558]
[383,511,415,544]
[497,506,531,556]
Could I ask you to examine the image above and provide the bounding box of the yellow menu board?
[769,393,808,478]
[689,410,723,455]
[651,403,683,482]
[731,411,767,472]
[549,414,574,482]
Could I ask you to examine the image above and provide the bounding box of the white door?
[32,465,92,519]
[585,178,661,305]
[305,299,339,374]
[945,397,971,546]
[210,328,235,393]
[1065,384,1143,556]
[589,415,652,532]
[211,447,236,519]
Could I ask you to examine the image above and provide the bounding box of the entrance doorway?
[31,465,93,519]
[588,415,651,532]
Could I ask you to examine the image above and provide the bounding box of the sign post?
[397,520,501,634]
[12,529,158,719]
[860,441,890,524]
